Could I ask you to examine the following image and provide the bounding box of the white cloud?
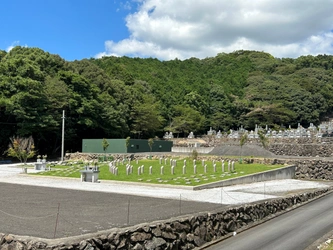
[97,0,333,60]
[6,41,20,52]
[5,41,28,53]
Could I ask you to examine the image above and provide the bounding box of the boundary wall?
[193,165,295,190]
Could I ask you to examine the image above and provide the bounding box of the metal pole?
[179,194,182,215]
[54,203,60,238]
[127,199,130,225]
[221,187,223,205]
[61,110,65,162]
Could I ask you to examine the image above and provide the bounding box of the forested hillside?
[1,47,333,156]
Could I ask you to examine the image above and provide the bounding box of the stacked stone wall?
[241,158,333,180]
[268,143,333,157]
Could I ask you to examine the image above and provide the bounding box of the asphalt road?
[204,191,333,250]
[0,182,224,239]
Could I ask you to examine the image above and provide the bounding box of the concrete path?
[0,164,330,205]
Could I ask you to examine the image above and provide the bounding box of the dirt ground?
[0,182,225,239]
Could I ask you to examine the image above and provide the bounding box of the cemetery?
[33,157,284,187]
[2,122,333,249]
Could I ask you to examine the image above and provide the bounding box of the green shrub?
[191,149,198,160]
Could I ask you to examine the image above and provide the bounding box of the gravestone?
[216,130,222,139]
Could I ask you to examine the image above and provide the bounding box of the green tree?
[102,138,109,153]
[239,132,248,163]
[102,138,109,161]
[148,138,154,158]
[125,136,130,150]
[167,105,205,137]
[258,130,269,149]
[6,136,36,168]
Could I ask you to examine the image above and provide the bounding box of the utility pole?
[61,110,65,162]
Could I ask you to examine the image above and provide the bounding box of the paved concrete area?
[0,164,330,239]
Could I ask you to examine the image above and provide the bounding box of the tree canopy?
[1,47,333,156]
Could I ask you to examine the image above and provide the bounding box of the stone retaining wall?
[268,143,333,157]
[240,158,333,181]
[1,188,330,249]
[193,165,296,190]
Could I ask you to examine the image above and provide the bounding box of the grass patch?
[34,158,284,186]
[320,240,333,250]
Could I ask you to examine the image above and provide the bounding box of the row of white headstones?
[108,159,236,176]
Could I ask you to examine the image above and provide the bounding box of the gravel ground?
[209,144,277,157]
[0,163,330,239]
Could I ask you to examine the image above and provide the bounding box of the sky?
[1,0,333,61]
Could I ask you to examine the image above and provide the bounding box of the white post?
[61,110,65,162]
